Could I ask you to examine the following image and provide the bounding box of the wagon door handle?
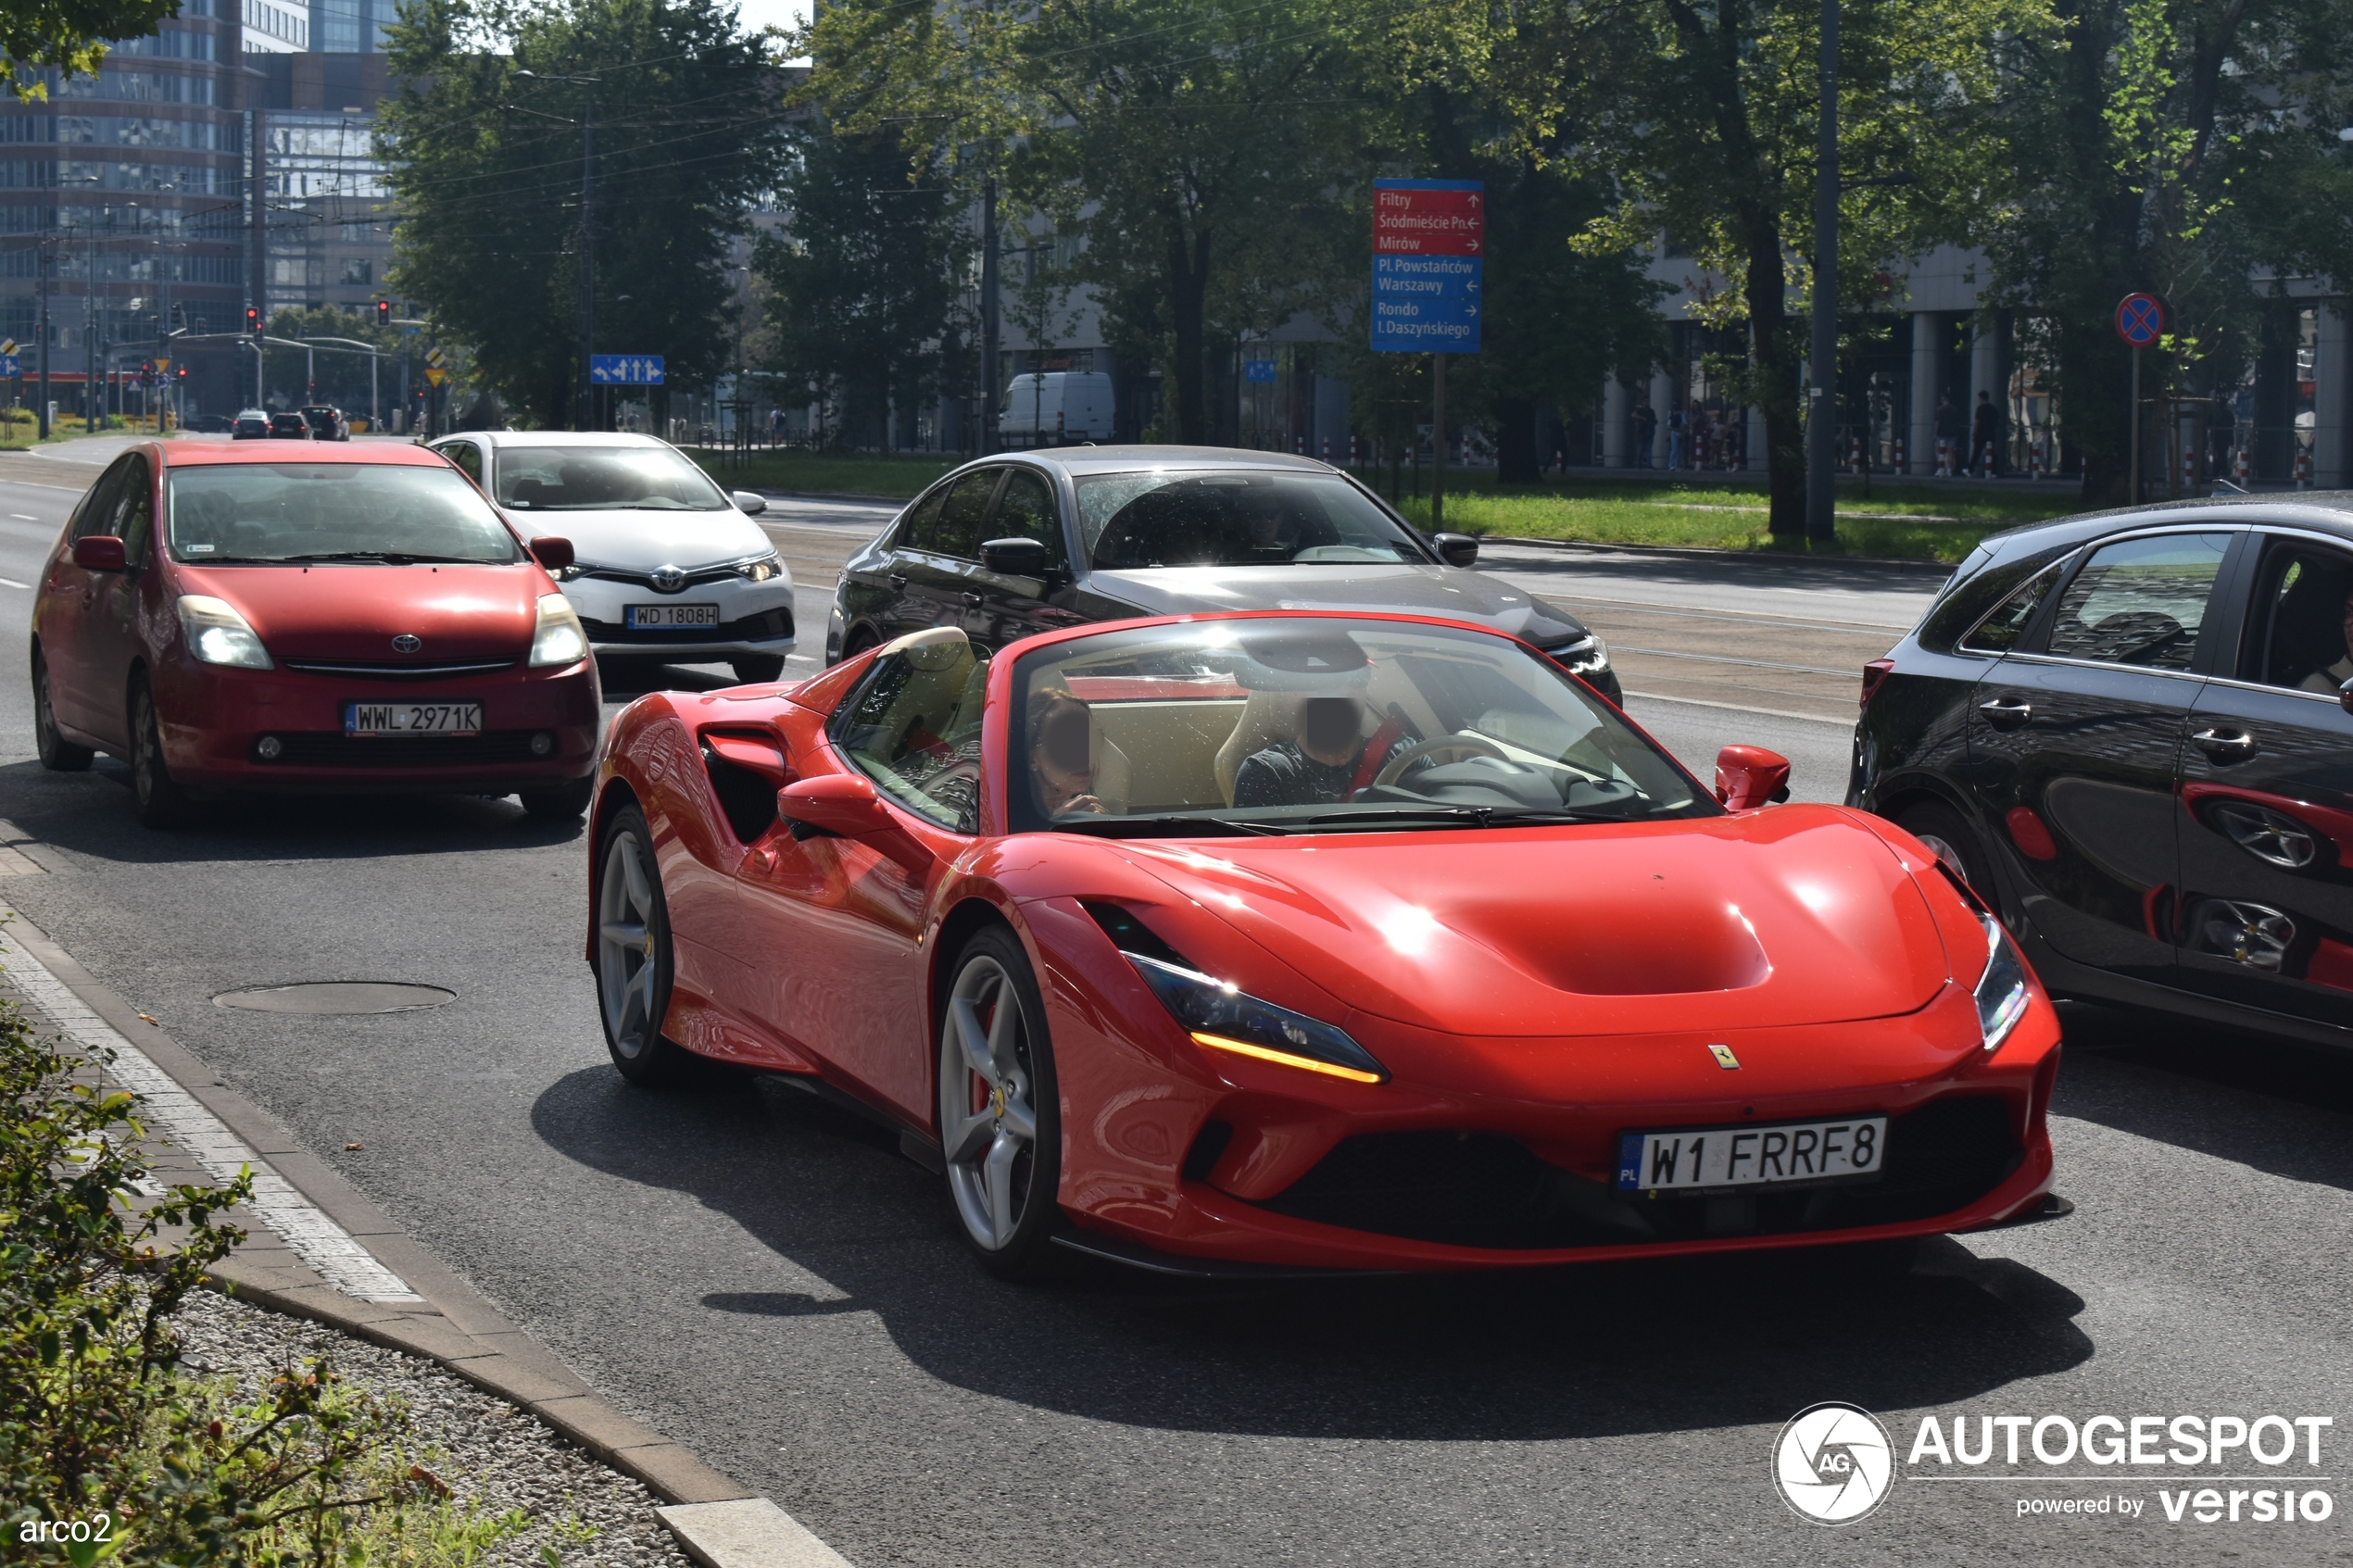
[1978,696,2033,729]
[2192,726,2258,763]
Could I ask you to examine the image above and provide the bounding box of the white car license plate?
[1616,1116,1888,1192]
[626,603,719,629]
[345,701,483,737]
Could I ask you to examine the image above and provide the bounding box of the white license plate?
[1616,1116,1888,1192]
[626,603,719,629]
[344,701,483,736]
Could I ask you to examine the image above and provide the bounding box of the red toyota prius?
[31,441,601,827]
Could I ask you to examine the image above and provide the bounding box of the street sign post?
[590,355,665,385]
[1371,178,1483,528]
[2116,293,2166,504]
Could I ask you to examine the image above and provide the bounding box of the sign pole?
[2129,345,2141,506]
[1431,353,1446,531]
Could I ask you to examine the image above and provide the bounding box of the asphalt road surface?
[1,441,2347,1565]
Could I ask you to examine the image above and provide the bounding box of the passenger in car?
[1028,687,1103,815]
[1232,695,1411,809]
[2298,583,2353,696]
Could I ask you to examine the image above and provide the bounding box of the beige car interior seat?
[1214,691,1310,806]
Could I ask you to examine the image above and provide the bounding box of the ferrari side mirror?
[1715,745,1792,809]
[778,773,937,872]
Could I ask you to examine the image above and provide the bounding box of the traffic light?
[174,365,187,381]
[376,300,391,326]
[245,307,260,334]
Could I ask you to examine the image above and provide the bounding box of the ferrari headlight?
[529,592,589,668]
[1974,913,2030,1051]
[1124,951,1389,1085]
[1553,632,1610,677]
[736,552,785,583]
[176,595,272,670]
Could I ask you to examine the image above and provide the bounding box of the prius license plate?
[1616,1116,1888,1192]
[344,701,483,737]
[626,603,719,629]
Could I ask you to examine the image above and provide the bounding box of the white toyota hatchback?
[430,431,795,682]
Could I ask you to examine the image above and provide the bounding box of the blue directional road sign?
[0,356,18,376]
[590,354,665,385]
[1243,358,1277,383]
[1370,256,1481,352]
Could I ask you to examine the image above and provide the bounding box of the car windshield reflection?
[1007,619,1712,835]
[1076,470,1422,570]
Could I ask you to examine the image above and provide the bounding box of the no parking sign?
[2115,293,2166,347]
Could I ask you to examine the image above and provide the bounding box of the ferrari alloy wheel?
[596,806,686,1085]
[33,651,91,772]
[937,928,1063,1278]
[129,678,195,829]
[1898,799,1993,899]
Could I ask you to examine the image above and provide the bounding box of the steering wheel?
[1372,730,1511,789]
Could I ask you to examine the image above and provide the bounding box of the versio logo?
[1776,1402,1896,1524]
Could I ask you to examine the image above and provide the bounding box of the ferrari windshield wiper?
[1053,813,1290,838]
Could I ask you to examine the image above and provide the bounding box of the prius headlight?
[176,595,273,670]
[1123,952,1388,1085]
[529,592,589,668]
[1974,912,2031,1051]
[736,552,785,583]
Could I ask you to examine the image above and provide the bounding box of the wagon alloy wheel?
[32,652,91,771]
[937,930,1063,1277]
[596,805,686,1085]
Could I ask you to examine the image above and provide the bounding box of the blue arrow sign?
[590,354,665,385]
[1243,358,1277,383]
[1370,255,1481,352]
[0,355,19,376]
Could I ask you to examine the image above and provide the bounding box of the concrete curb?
[1472,533,1962,575]
[0,892,847,1564]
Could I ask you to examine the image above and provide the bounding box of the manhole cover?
[213,982,456,1015]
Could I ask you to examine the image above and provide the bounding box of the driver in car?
[1233,695,1412,809]
[1028,687,1103,815]
[2299,583,2353,696]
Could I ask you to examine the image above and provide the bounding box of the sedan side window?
[2242,542,2353,696]
[827,637,991,833]
[2041,533,2233,671]
[990,471,1068,569]
[897,486,949,551]
[928,470,1003,562]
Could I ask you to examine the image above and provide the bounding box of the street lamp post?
[514,69,601,431]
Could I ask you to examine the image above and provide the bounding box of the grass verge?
[685,448,955,499]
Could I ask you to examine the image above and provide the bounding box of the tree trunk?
[1164,216,1211,445]
[1739,214,1806,534]
[1494,395,1540,483]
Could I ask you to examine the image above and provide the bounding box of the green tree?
[4,0,179,101]
[1980,0,2353,503]
[800,0,1373,445]
[378,0,785,428]
[755,126,966,448]
[1518,0,2049,532]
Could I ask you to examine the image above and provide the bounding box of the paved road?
[0,445,2345,1565]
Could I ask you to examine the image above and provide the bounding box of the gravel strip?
[177,1288,696,1568]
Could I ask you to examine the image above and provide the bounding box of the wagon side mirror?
[528,535,575,571]
[71,535,126,572]
[1714,745,1792,809]
[1431,532,1479,568]
[980,536,1051,577]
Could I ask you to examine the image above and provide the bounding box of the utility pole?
[36,238,51,439]
[1805,0,1840,539]
[1431,352,1446,531]
[578,94,594,430]
[979,177,999,455]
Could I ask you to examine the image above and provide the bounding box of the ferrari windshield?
[1006,618,1712,835]
[1076,470,1424,570]
[167,464,522,565]
[493,445,732,511]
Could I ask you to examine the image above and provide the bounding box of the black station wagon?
[1851,495,2353,1047]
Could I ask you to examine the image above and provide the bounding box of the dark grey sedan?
[824,446,1619,701]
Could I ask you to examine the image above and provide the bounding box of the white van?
[998,370,1114,445]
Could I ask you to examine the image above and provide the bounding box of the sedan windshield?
[167,463,522,564]
[493,445,730,511]
[1007,618,1712,835]
[1076,470,1425,570]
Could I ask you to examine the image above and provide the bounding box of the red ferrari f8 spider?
[589,611,2063,1278]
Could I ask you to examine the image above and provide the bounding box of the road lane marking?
[1515,591,1913,635]
[10,512,37,520]
[0,578,29,590]
[1623,690,1854,726]
[0,905,424,1304]
[1612,645,1858,677]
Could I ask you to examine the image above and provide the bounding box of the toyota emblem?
[391,633,422,654]
[650,565,686,593]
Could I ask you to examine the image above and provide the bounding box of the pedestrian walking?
[1934,393,1963,476]
[1970,391,2002,477]
[1667,408,1688,471]
[1631,400,1657,470]
[768,407,786,448]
